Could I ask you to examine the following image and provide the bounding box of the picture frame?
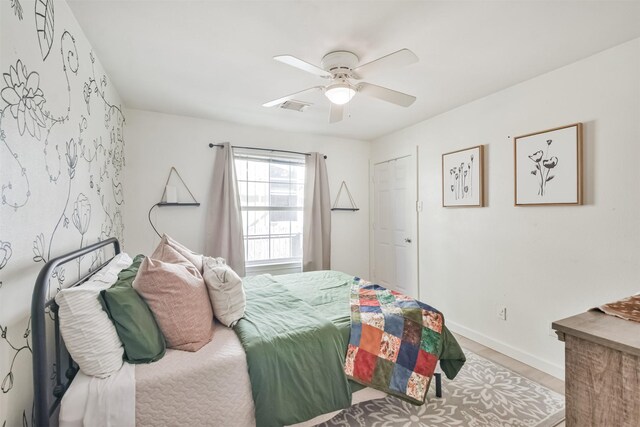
[514,123,583,206]
[442,145,484,207]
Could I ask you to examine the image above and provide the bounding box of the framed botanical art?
[442,145,484,207]
[514,123,583,206]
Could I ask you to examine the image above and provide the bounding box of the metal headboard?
[31,238,121,427]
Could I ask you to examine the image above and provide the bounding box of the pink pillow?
[134,244,214,352]
[160,234,203,273]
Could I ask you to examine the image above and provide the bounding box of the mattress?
[61,325,385,426]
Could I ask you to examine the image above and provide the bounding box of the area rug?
[318,350,565,427]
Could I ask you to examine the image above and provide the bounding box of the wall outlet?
[497,306,507,321]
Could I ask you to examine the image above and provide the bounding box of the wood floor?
[454,333,566,427]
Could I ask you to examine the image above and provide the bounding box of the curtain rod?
[208,143,327,159]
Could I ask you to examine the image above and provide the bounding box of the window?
[235,149,305,270]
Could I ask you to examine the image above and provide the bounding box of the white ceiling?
[67,0,640,141]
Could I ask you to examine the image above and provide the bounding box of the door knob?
[404,238,412,243]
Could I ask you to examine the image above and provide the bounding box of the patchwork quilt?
[344,278,444,404]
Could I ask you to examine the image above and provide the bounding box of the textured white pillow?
[55,253,132,377]
[202,257,245,327]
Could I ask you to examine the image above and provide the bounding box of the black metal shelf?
[331,181,359,212]
[157,202,201,207]
[150,167,201,237]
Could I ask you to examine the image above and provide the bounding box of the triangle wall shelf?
[157,166,200,206]
[331,181,359,212]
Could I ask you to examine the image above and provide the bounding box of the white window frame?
[234,149,305,274]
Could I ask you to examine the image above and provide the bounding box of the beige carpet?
[318,350,565,427]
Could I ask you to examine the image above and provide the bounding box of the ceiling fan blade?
[329,103,343,123]
[262,86,323,107]
[353,49,418,79]
[357,82,416,107]
[274,55,332,78]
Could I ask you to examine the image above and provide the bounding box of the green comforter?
[234,272,352,427]
[234,271,465,427]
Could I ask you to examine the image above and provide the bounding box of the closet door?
[373,154,418,298]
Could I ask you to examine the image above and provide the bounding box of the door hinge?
[416,201,423,212]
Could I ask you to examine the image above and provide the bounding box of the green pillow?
[100,254,166,364]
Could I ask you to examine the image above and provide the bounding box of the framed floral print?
[514,123,583,206]
[442,145,484,207]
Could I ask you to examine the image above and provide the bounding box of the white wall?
[371,38,640,378]
[123,109,370,278]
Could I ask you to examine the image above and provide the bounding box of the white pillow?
[55,253,132,377]
[202,257,245,327]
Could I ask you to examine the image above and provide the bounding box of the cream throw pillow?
[56,253,132,377]
[134,243,214,351]
[161,234,203,273]
[202,257,245,327]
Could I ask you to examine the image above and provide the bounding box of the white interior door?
[372,155,418,298]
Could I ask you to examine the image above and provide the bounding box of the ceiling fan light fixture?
[324,82,356,105]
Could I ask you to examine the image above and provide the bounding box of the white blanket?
[60,362,135,427]
[60,326,385,426]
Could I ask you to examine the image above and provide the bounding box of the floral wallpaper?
[0,1,126,425]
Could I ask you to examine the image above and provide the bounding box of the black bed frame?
[31,237,121,427]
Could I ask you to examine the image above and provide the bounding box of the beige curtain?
[303,153,331,271]
[204,142,246,276]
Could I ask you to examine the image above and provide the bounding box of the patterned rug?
[318,350,565,427]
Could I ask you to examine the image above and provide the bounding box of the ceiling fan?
[263,49,418,123]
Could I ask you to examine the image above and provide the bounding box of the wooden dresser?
[553,311,640,427]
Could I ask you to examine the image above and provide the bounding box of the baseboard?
[446,320,565,380]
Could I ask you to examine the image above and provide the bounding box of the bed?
[32,238,464,426]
